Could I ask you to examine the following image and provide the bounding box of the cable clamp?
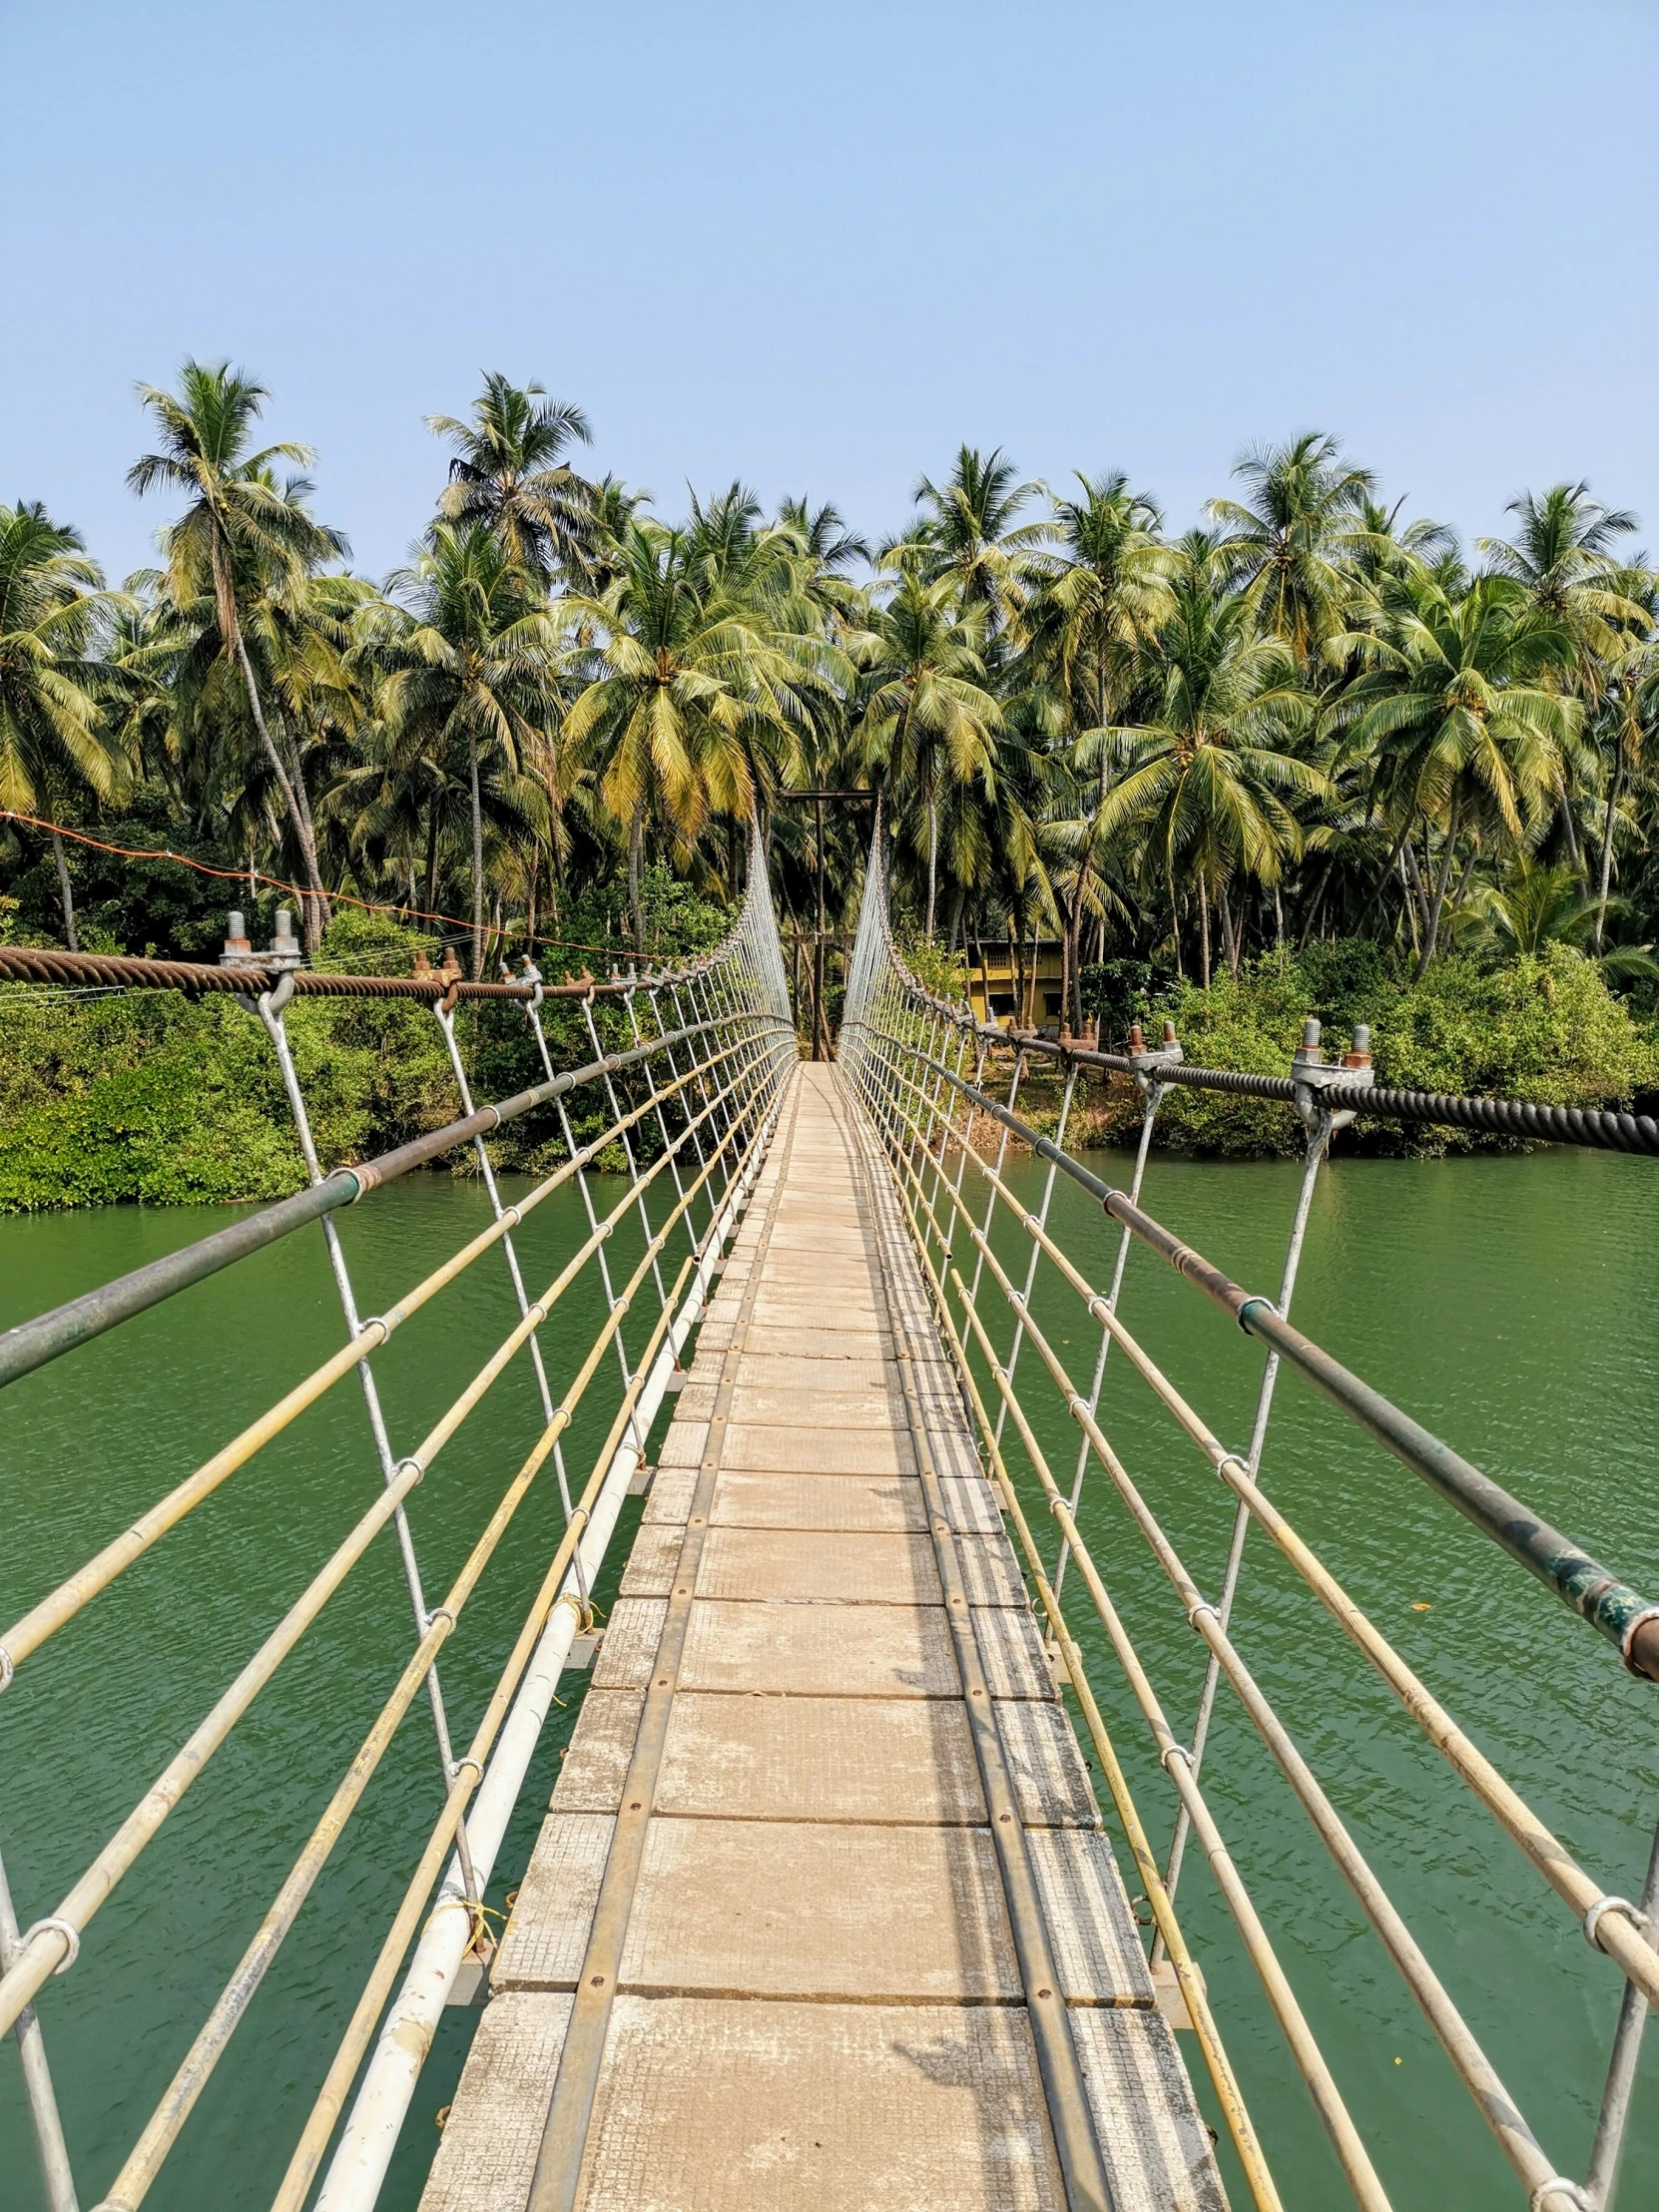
[1159,1743,1194,1776]
[1067,1393,1089,1423]
[359,1314,392,1345]
[1583,1894,1650,1952]
[425,1607,456,1635]
[1619,1604,1659,1678]
[1217,1451,1252,1485]
[393,1455,425,1487]
[1186,1602,1220,1634]
[1528,2180,1593,2212]
[24,1917,81,1973]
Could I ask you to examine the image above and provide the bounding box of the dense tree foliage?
[7,363,1659,1034]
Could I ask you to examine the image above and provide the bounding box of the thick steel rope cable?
[884,972,1659,1157]
[864,1034,1659,2004]
[88,1087,773,2212]
[0,1035,765,1685]
[0,1048,784,2037]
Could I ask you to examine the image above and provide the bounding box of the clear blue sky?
[5,0,1656,584]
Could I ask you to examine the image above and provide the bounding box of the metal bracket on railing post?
[1290,1018,1374,1133]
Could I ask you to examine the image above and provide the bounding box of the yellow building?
[965,938,1081,1035]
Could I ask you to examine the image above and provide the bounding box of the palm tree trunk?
[1595,744,1624,952]
[1557,775,1586,887]
[1413,801,1460,979]
[50,832,78,951]
[947,884,965,954]
[1219,880,1240,977]
[468,730,485,979]
[424,806,440,915]
[228,615,328,951]
[1198,873,1212,989]
[628,804,647,954]
[925,799,938,937]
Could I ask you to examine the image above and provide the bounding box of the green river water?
[2,1142,1657,2209]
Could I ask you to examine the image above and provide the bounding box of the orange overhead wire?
[0,810,627,960]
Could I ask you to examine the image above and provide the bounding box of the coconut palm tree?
[1331,573,1580,974]
[376,522,562,973]
[557,520,830,948]
[429,376,597,584]
[1477,483,1650,881]
[856,571,1003,935]
[0,502,129,946]
[1209,431,1376,676]
[128,361,346,946]
[889,446,1049,638]
[1099,539,1324,982]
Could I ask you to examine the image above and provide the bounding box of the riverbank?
[4,928,1656,1207]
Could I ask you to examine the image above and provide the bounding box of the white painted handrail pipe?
[312,1120,774,2212]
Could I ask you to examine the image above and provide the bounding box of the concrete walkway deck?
[422,1063,1226,2211]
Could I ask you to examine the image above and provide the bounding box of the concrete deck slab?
[426,1063,1225,2212]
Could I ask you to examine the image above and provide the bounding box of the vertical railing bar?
[432,997,560,1433]
[0,1845,79,2212]
[579,990,671,1324]
[1586,1820,1659,2205]
[251,986,481,1903]
[1053,1074,1165,1598]
[627,983,703,1263]
[989,1058,1078,1451]
[1157,1106,1335,1937]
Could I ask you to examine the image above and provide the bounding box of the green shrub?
[1090,940,1659,1158]
[0,871,744,1210]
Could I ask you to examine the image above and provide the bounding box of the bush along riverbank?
[0,872,736,1211]
[972,938,1659,1160]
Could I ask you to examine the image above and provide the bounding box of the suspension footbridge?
[2,827,1658,2211]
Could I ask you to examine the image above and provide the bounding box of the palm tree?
[1456,860,1659,983]
[128,361,346,947]
[557,520,830,948]
[889,446,1049,637]
[1209,432,1376,675]
[0,502,129,946]
[1099,540,1323,982]
[377,523,562,974]
[1331,573,1580,973]
[857,571,1003,935]
[428,375,597,584]
[1478,483,1648,881]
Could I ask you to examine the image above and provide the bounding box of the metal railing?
[838,823,1659,2212]
[0,836,797,2212]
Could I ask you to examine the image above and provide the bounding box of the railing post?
[245,970,481,1906]
[1053,1026,1177,1598]
[0,1845,78,2212]
[1158,1018,1370,1933]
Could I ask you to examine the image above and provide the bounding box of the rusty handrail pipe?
[0,1013,791,1392]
